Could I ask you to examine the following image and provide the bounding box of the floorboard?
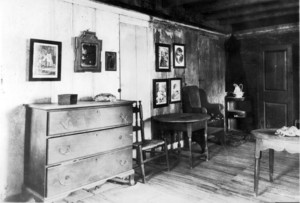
[67,141,299,203]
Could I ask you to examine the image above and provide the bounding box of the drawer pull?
[119,160,128,166]
[58,146,71,155]
[58,175,72,186]
[120,113,128,123]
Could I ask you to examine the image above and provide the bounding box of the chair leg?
[164,141,170,171]
[137,145,146,183]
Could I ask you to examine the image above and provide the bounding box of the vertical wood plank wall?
[0,0,226,198]
[152,21,226,117]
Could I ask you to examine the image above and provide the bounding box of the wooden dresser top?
[25,100,134,110]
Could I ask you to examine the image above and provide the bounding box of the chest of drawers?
[24,101,134,202]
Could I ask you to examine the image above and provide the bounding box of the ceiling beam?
[232,14,299,31]
[220,8,299,24]
[188,0,287,13]
[205,1,298,20]
[163,0,209,8]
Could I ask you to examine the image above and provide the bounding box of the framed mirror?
[74,31,102,72]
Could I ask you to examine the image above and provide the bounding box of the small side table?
[251,129,300,196]
[153,113,211,169]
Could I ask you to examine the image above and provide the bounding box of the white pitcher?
[233,83,244,97]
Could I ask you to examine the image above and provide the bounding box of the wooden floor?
[61,141,300,203]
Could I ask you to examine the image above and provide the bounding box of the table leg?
[187,124,193,169]
[177,132,182,158]
[269,149,274,182]
[204,122,209,161]
[254,140,262,196]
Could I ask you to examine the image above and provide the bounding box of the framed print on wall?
[156,43,171,72]
[173,43,185,68]
[169,78,182,103]
[29,39,61,81]
[153,79,169,108]
[105,51,117,71]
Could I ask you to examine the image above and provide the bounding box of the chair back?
[132,101,145,143]
[182,86,202,113]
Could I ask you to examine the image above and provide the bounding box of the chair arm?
[190,107,207,114]
[205,103,223,116]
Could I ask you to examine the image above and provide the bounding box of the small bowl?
[234,92,244,98]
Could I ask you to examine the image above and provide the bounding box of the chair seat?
[133,139,165,151]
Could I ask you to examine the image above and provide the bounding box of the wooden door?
[258,45,298,128]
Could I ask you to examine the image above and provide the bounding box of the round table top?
[251,128,300,141]
[153,113,211,124]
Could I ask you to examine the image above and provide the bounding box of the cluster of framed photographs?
[153,78,182,108]
[28,33,117,81]
[155,43,185,72]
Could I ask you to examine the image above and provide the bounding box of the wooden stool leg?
[137,145,146,183]
[269,149,274,182]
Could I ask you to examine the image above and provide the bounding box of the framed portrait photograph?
[169,78,182,103]
[74,31,102,72]
[173,43,185,68]
[155,43,171,72]
[29,39,61,81]
[153,79,169,108]
[105,52,117,71]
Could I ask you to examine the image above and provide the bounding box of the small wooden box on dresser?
[24,100,135,202]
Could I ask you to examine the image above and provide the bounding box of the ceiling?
[94,0,299,33]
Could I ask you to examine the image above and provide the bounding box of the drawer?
[48,105,132,136]
[47,126,133,164]
[46,147,132,197]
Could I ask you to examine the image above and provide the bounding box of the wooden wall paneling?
[72,4,95,99]
[136,26,151,118]
[120,23,137,100]
[95,11,120,97]
[152,27,174,116]
[52,0,74,102]
[184,30,201,87]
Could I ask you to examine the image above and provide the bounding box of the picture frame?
[155,43,171,72]
[153,79,169,108]
[29,39,61,81]
[169,78,182,103]
[105,51,117,71]
[74,30,102,72]
[173,43,185,68]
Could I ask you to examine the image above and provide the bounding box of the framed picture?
[153,79,169,108]
[74,31,102,72]
[173,43,185,68]
[105,52,117,71]
[169,78,182,103]
[29,39,61,81]
[155,43,171,72]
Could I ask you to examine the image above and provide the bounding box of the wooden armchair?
[132,101,170,183]
[182,86,223,119]
[182,86,224,146]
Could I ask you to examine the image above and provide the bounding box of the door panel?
[264,50,287,91]
[259,45,298,128]
[264,102,287,128]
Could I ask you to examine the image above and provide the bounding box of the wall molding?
[234,23,299,38]
[152,17,226,38]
